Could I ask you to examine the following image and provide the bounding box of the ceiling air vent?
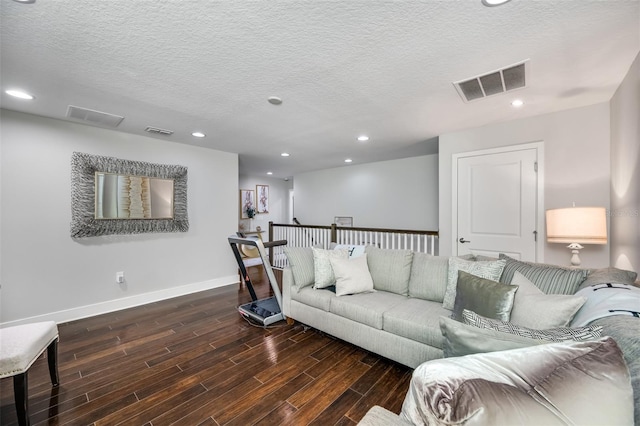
[66,105,124,127]
[144,126,174,136]
[454,60,529,103]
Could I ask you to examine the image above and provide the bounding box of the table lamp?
[546,206,607,267]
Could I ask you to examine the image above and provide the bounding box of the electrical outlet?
[116,271,125,284]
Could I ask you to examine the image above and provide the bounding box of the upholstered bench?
[0,321,59,426]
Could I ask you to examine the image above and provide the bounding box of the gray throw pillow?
[510,271,586,329]
[365,246,413,295]
[283,246,315,290]
[439,316,547,358]
[578,267,638,291]
[451,271,518,322]
[407,253,449,302]
[498,254,588,295]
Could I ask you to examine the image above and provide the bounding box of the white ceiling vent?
[144,126,174,136]
[454,60,529,103]
[66,105,124,127]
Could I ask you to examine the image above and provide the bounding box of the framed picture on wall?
[334,216,353,227]
[256,184,269,214]
[240,189,255,219]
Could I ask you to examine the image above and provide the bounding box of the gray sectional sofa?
[281,245,640,423]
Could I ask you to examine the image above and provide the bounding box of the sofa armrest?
[282,267,295,317]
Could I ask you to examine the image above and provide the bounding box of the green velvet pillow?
[443,257,506,309]
[451,271,518,322]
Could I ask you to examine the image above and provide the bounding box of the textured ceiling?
[1,1,639,178]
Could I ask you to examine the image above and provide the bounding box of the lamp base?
[570,249,582,267]
[566,243,584,267]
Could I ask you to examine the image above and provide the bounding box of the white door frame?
[451,142,545,262]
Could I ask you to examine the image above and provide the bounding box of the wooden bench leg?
[47,338,59,386]
[14,371,29,426]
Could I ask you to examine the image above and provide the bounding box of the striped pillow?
[283,247,315,291]
[462,309,602,342]
[442,257,506,310]
[499,254,587,295]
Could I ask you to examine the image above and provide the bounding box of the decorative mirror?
[71,152,188,238]
[95,173,175,219]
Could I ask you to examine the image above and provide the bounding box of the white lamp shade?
[546,207,607,244]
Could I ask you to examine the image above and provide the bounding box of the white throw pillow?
[330,254,375,296]
[442,257,506,310]
[510,271,587,329]
[332,244,366,258]
[312,247,349,289]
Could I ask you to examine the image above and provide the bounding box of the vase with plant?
[246,206,256,219]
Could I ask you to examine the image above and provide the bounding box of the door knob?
[459,238,471,244]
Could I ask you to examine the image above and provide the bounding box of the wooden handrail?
[268,221,439,268]
[269,222,438,240]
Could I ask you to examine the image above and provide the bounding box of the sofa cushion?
[329,291,407,330]
[462,310,603,342]
[290,286,335,312]
[499,254,587,294]
[312,247,349,289]
[443,257,506,310]
[283,246,315,290]
[451,271,517,322]
[439,316,548,358]
[407,253,449,302]
[383,298,449,348]
[365,246,413,296]
[330,254,375,296]
[510,271,586,328]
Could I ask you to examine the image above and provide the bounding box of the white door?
[456,147,539,261]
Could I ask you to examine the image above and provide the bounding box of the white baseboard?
[0,275,238,328]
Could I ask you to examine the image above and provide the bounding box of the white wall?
[0,110,239,325]
[238,174,293,232]
[439,103,611,268]
[293,155,438,231]
[610,52,640,273]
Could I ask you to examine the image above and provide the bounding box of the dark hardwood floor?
[1,270,412,425]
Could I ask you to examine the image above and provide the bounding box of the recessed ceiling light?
[191,131,206,138]
[357,135,369,142]
[268,96,283,105]
[281,152,290,157]
[345,159,353,163]
[481,0,511,6]
[511,99,524,107]
[12,0,36,3]
[267,172,273,175]
[5,89,35,100]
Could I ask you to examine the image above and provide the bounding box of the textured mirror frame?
[71,152,188,238]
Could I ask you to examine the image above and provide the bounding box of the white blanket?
[570,283,640,327]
